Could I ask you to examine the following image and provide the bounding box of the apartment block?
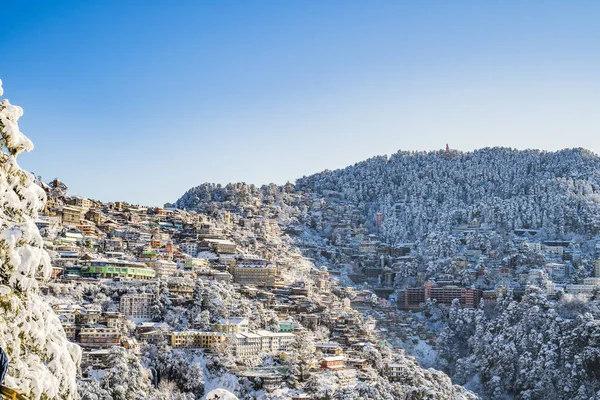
[231,259,277,287]
[397,282,483,310]
[228,330,295,359]
[170,330,226,349]
[120,293,154,320]
[61,205,85,226]
[213,317,249,334]
[79,327,121,348]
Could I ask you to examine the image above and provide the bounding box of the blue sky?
[1,1,599,206]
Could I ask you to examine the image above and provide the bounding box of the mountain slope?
[296,147,600,242]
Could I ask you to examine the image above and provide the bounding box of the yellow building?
[85,208,104,225]
[61,205,85,226]
[231,260,277,287]
[73,196,92,210]
[184,257,210,271]
[171,330,226,349]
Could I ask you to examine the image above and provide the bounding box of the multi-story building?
[57,315,77,340]
[184,257,211,271]
[120,293,154,320]
[197,224,224,239]
[73,196,93,210]
[213,317,249,334]
[279,320,294,332]
[594,259,600,278]
[583,278,600,286]
[255,330,295,354]
[200,238,237,254]
[139,329,169,345]
[80,259,156,280]
[227,330,295,359]
[315,343,343,355]
[385,363,405,381]
[231,259,277,287]
[312,267,331,293]
[76,221,97,237]
[564,284,598,296]
[61,205,85,226]
[320,355,345,370]
[138,250,160,264]
[397,282,483,310]
[544,245,564,256]
[520,242,542,252]
[85,208,104,225]
[346,358,367,371]
[228,332,262,359]
[170,330,226,349]
[167,278,195,299]
[100,312,126,330]
[180,242,199,256]
[150,259,178,279]
[104,238,124,252]
[79,327,121,348]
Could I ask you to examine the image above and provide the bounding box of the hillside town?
[30,153,600,400]
[34,178,473,399]
[172,150,600,400]
[3,102,600,399]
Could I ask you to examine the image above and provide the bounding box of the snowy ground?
[403,338,438,368]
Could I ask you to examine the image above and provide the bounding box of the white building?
[520,242,542,252]
[386,363,405,381]
[526,268,547,284]
[214,317,249,334]
[120,293,154,320]
[594,259,600,278]
[180,242,199,256]
[564,284,597,296]
[227,330,295,359]
[154,259,178,278]
[255,330,295,354]
[544,245,564,256]
[228,332,262,359]
[544,263,568,281]
[583,277,600,286]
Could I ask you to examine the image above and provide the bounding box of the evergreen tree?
[0,79,80,399]
[98,347,154,400]
[284,332,316,382]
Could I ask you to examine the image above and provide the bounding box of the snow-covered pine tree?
[0,79,80,399]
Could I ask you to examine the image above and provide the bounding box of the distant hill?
[297,147,600,241]
[173,147,600,400]
[176,147,600,243]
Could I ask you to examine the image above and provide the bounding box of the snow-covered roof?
[218,317,248,325]
[204,388,239,400]
[322,355,345,362]
[255,329,295,338]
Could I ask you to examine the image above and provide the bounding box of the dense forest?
[174,147,600,399]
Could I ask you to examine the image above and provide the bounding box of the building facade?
[120,293,154,320]
[171,330,226,349]
[231,259,277,287]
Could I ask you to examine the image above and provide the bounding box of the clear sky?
[1,1,599,206]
